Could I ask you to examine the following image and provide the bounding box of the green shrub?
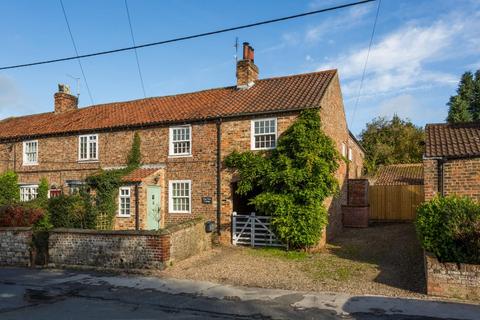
[225,109,340,249]
[416,195,480,264]
[36,177,49,209]
[0,171,20,205]
[49,192,97,229]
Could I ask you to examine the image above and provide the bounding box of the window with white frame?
[23,140,38,165]
[348,147,353,161]
[169,180,191,213]
[341,143,347,158]
[79,134,98,161]
[251,118,277,150]
[20,185,38,202]
[118,187,131,217]
[169,126,191,156]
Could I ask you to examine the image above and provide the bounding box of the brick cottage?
[0,43,364,242]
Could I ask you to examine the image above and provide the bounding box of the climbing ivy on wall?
[225,109,340,249]
[86,132,142,229]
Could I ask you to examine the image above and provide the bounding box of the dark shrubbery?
[416,196,480,264]
[0,204,45,227]
[48,192,97,229]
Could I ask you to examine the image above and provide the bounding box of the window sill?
[168,211,191,214]
[22,163,39,166]
[168,154,193,159]
[251,147,276,151]
[117,215,131,218]
[78,160,99,163]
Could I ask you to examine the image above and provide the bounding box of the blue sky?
[0,0,479,135]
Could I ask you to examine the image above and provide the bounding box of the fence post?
[251,212,255,247]
[232,211,237,245]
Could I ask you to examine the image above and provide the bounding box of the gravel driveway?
[160,223,426,298]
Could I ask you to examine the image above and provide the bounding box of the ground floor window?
[118,187,131,217]
[20,185,38,202]
[169,180,191,213]
[66,180,85,195]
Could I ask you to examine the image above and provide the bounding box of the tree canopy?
[359,115,424,174]
[225,109,340,249]
[447,70,480,123]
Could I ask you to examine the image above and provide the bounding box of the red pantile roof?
[122,168,160,182]
[374,164,424,186]
[0,70,336,141]
[425,122,480,158]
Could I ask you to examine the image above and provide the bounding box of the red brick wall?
[0,73,363,243]
[424,157,480,202]
[425,253,480,300]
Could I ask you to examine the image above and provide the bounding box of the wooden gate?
[368,185,424,221]
[232,212,284,247]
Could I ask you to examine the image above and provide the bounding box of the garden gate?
[231,212,284,247]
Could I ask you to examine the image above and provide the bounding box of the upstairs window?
[251,118,277,150]
[118,187,131,217]
[169,180,191,213]
[169,126,191,156]
[341,143,347,158]
[348,147,353,161]
[79,134,98,161]
[20,185,38,202]
[23,140,38,165]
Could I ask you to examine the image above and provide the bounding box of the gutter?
[216,118,222,236]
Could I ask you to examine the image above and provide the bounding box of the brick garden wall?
[425,253,480,301]
[0,227,32,267]
[48,219,211,270]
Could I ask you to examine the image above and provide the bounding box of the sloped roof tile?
[0,70,336,141]
[425,122,480,158]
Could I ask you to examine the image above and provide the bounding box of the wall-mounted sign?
[202,197,212,204]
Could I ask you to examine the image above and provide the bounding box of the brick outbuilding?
[0,42,363,242]
[424,122,480,201]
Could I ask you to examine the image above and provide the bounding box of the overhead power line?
[59,0,94,105]
[0,0,375,71]
[124,0,146,98]
[349,0,381,128]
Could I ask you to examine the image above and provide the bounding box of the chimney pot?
[237,42,259,89]
[54,83,78,114]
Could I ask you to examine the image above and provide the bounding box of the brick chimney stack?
[54,84,78,114]
[236,42,259,89]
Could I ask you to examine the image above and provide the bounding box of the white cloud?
[305,5,372,43]
[317,14,480,98]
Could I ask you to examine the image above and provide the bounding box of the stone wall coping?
[425,251,480,270]
[49,217,204,237]
[50,228,166,236]
[0,227,32,232]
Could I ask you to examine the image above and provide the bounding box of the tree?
[447,70,480,123]
[0,171,20,206]
[360,115,424,173]
[225,109,340,249]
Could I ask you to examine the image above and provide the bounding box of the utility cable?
[0,0,375,71]
[59,0,94,105]
[124,0,146,98]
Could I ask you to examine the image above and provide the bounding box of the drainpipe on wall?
[437,158,445,197]
[216,118,222,236]
[135,183,140,230]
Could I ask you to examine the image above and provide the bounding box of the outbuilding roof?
[425,122,480,158]
[374,163,424,186]
[0,70,336,141]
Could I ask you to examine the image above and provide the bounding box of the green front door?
[147,186,161,230]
